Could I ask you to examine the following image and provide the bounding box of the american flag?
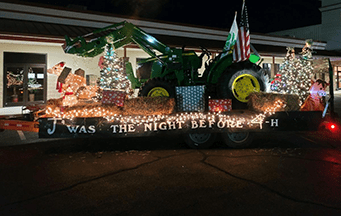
[233,0,250,62]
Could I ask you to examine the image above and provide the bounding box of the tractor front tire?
[217,61,266,109]
[138,78,175,98]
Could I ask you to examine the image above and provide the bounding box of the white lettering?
[251,115,265,129]
[119,124,127,133]
[178,121,185,129]
[144,123,153,132]
[208,120,215,128]
[67,125,79,133]
[111,124,135,133]
[88,125,96,133]
[159,122,167,130]
[271,119,279,127]
[47,122,56,135]
[217,120,225,128]
[191,121,198,129]
[168,121,176,130]
[110,125,119,133]
[236,121,243,128]
[199,120,206,128]
[128,124,135,132]
[229,120,236,128]
[47,118,62,135]
[67,124,96,134]
[79,125,87,133]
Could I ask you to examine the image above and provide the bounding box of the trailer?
[1,59,339,148]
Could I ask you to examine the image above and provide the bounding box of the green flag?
[221,12,238,58]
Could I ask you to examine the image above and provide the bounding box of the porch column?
[272,56,276,78]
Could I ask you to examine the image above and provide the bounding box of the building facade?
[270,0,341,51]
[270,0,341,89]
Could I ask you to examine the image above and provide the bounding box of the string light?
[44,98,288,131]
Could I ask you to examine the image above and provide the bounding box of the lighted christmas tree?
[98,45,131,93]
[271,40,314,105]
[296,39,314,104]
[271,47,296,93]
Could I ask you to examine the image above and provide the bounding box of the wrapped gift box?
[101,90,126,107]
[176,85,205,112]
[208,99,232,112]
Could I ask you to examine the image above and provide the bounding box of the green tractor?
[63,21,266,110]
[63,21,266,148]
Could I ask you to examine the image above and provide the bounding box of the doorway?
[334,66,341,90]
[3,52,47,107]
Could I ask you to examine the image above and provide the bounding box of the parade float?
[1,3,339,149]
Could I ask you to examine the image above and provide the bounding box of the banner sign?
[38,111,322,138]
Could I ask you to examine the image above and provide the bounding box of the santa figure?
[301,79,328,111]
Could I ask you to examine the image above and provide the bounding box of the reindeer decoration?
[47,62,99,103]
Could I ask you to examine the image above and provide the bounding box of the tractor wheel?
[221,132,254,148]
[217,61,266,109]
[183,133,217,149]
[138,78,175,98]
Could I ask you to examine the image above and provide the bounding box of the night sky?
[24,0,321,33]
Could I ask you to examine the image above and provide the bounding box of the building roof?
[0,0,340,57]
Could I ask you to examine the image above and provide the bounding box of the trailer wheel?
[138,78,175,98]
[221,132,254,148]
[183,133,217,149]
[217,61,266,109]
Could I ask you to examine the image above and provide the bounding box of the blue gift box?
[176,85,205,112]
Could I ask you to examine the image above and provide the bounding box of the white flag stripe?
[232,1,251,63]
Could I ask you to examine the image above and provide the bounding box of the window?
[262,63,272,77]
[262,63,280,78]
[3,52,47,107]
[336,66,341,90]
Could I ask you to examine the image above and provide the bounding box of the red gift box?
[101,90,126,107]
[208,99,232,112]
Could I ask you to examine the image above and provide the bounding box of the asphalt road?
[0,130,340,215]
[0,93,340,215]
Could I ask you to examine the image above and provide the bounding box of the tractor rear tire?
[217,61,266,109]
[183,133,217,149]
[138,78,175,98]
